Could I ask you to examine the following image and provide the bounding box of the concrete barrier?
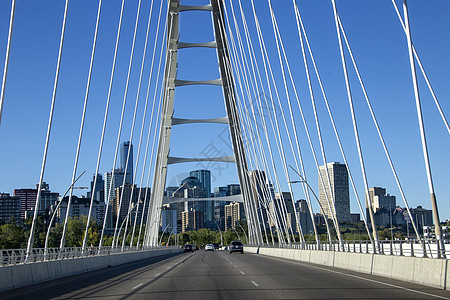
[309,250,334,266]
[0,248,181,292]
[412,257,446,288]
[248,246,449,290]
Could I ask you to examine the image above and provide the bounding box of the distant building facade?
[0,193,21,223]
[224,202,244,231]
[318,162,350,223]
[120,141,133,184]
[14,188,37,219]
[295,199,314,235]
[14,182,58,219]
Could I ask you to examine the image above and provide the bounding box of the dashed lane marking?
[251,281,259,287]
[154,273,161,277]
[240,271,245,275]
[132,283,143,290]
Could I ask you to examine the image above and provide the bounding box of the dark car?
[212,243,220,250]
[192,245,199,251]
[183,244,194,252]
[229,241,243,254]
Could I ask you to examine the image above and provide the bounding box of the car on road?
[229,241,244,254]
[205,244,215,251]
[183,244,194,252]
[212,243,220,250]
[192,245,199,251]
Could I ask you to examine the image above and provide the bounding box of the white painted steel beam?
[167,155,236,164]
[178,41,217,49]
[172,116,229,125]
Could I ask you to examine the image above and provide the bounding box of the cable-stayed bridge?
[1,0,450,297]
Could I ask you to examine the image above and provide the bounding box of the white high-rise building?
[318,162,350,223]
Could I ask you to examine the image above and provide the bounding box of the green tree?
[179,233,190,246]
[0,224,26,249]
[24,215,46,248]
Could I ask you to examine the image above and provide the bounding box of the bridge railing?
[0,245,178,266]
[251,239,449,258]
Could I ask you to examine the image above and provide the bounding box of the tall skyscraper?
[120,141,133,184]
[104,169,125,203]
[296,199,314,235]
[189,170,213,226]
[189,170,211,195]
[318,162,350,223]
[90,173,104,202]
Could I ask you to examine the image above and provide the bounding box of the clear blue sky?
[0,0,449,220]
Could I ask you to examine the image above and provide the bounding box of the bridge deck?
[2,250,449,299]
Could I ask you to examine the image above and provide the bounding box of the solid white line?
[298,262,448,299]
[251,281,259,287]
[132,283,143,290]
[240,271,246,275]
[154,273,161,277]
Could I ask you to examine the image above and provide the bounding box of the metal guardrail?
[249,239,450,258]
[0,246,179,266]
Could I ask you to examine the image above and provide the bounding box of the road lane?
[2,250,449,299]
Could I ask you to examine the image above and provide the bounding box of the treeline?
[0,216,102,249]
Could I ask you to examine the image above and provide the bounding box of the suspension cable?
[0,0,15,126]
[26,0,70,262]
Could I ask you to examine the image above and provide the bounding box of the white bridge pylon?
[144,0,262,247]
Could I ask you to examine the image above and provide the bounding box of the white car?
[205,244,215,251]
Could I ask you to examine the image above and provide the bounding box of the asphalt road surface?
[2,250,450,299]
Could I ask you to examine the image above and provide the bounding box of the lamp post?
[44,171,87,260]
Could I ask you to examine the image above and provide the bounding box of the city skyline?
[0,1,449,221]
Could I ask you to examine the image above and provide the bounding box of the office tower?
[90,174,104,202]
[14,188,37,219]
[295,199,314,235]
[120,141,133,184]
[13,184,55,219]
[227,184,241,195]
[224,202,244,231]
[161,205,178,235]
[273,192,295,232]
[180,175,206,214]
[318,162,350,223]
[36,182,59,215]
[189,170,211,195]
[0,193,21,223]
[104,169,125,203]
[104,169,125,228]
[114,183,139,226]
[182,209,204,232]
[190,170,213,227]
[368,187,396,213]
[214,186,229,197]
